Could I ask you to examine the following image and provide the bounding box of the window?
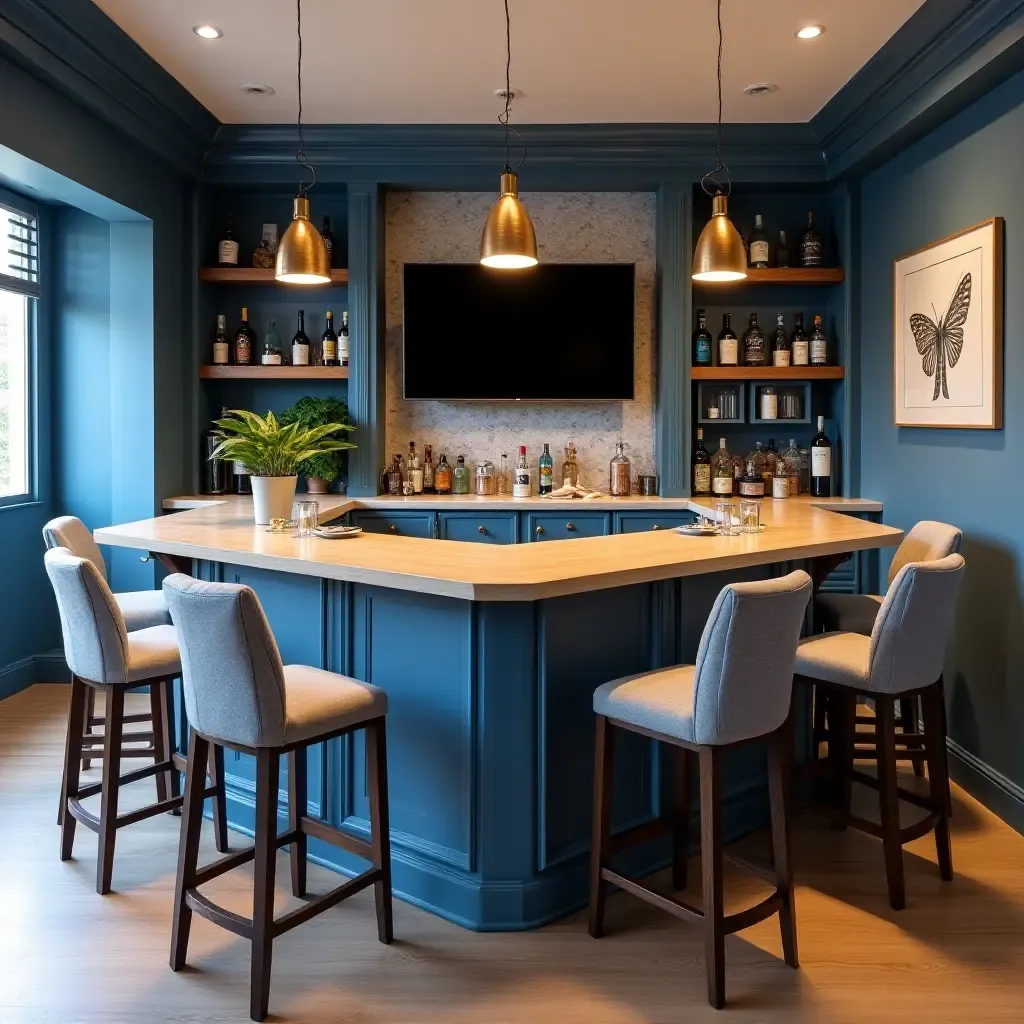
[0,192,39,504]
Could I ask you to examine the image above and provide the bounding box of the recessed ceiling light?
[743,82,778,97]
[494,87,524,101]
[242,83,276,96]
[193,25,223,39]
[796,25,824,39]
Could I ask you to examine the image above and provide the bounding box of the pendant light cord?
[701,0,731,198]
[295,0,316,196]
[497,0,527,174]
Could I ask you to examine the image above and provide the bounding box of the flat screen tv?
[402,263,635,400]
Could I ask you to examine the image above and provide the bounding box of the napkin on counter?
[542,483,606,500]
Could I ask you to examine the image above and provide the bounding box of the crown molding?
[0,0,218,178]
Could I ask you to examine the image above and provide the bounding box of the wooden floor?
[3,685,1024,1023]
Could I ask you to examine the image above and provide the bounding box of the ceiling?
[93,0,927,125]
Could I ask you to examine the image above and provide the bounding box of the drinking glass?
[294,500,319,537]
[739,499,761,533]
[715,501,737,536]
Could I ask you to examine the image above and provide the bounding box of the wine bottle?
[791,312,809,366]
[800,210,823,267]
[811,415,832,498]
[291,309,310,366]
[710,438,733,496]
[261,319,282,366]
[718,313,738,366]
[339,310,350,367]
[748,214,769,268]
[321,310,339,367]
[212,313,229,365]
[321,216,335,268]
[218,213,239,267]
[770,312,790,367]
[693,308,712,366]
[810,314,827,365]
[539,443,553,495]
[776,230,790,268]
[513,446,532,498]
[233,306,254,365]
[741,312,765,366]
[692,427,711,496]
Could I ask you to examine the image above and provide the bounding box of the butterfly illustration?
[909,272,971,401]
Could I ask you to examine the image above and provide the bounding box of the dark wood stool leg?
[96,685,125,895]
[588,714,614,939]
[209,743,229,853]
[901,696,925,777]
[288,747,308,899]
[921,681,953,881]
[251,749,280,1022]
[150,680,170,804]
[59,676,89,851]
[876,695,906,910]
[767,723,799,968]
[672,745,691,890]
[812,685,828,759]
[367,718,394,944]
[699,746,725,1009]
[829,689,856,829]
[82,686,97,771]
[170,731,210,971]
[163,679,182,802]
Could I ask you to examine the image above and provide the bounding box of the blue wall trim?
[0,657,34,700]
[948,738,1024,836]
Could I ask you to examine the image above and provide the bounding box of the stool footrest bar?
[607,816,671,856]
[185,890,253,939]
[300,816,374,860]
[272,868,381,938]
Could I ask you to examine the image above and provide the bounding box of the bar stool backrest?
[693,569,812,745]
[887,520,962,588]
[869,553,965,695]
[163,574,288,748]
[44,547,129,684]
[42,515,107,580]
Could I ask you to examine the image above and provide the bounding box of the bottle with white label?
[810,415,832,498]
[810,314,827,365]
[261,320,282,366]
[710,437,733,496]
[770,312,790,367]
[791,312,809,366]
[218,213,239,266]
[718,313,738,366]
[291,309,310,365]
[748,214,769,268]
[339,310,350,367]
[212,314,229,365]
[513,445,532,497]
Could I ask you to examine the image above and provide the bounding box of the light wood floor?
[2,685,1023,1023]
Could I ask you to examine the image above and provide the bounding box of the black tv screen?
[403,263,635,400]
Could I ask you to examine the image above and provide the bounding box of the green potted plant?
[279,396,353,494]
[210,409,355,524]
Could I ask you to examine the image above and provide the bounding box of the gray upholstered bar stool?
[795,553,965,910]
[588,570,812,1010]
[163,574,393,1023]
[44,515,171,770]
[44,548,226,895]
[815,521,962,776]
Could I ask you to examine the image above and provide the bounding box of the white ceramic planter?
[251,475,297,525]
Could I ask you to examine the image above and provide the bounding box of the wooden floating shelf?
[695,267,845,286]
[199,268,349,285]
[199,365,350,380]
[691,366,845,381]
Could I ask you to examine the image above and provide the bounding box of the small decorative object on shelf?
[609,439,631,496]
[760,386,778,420]
[252,224,277,269]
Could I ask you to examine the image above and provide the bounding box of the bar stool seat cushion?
[795,632,870,690]
[815,593,883,635]
[116,590,172,631]
[282,665,387,745]
[125,625,182,683]
[594,665,698,743]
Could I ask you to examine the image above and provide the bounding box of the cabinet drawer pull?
[566,522,576,532]
[535,525,544,535]
[389,524,398,534]
[478,525,487,535]
[652,524,661,531]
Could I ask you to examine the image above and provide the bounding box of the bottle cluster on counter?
[692,418,832,500]
[378,439,656,498]
[211,307,349,368]
[693,307,828,368]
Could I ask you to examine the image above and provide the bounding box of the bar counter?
[94,493,898,931]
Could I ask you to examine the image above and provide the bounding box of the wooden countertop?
[96,494,900,602]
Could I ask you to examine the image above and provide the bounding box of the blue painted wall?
[859,67,1024,799]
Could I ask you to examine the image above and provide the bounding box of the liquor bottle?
[321,310,339,367]
[783,438,803,495]
[453,455,470,494]
[321,216,335,268]
[810,314,827,365]
[389,454,404,495]
[339,310,350,367]
[261,320,283,365]
[741,312,765,366]
[718,313,738,366]
[770,312,790,367]
[379,464,390,495]
[422,444,435,493]
[498,452,510,494]
[738,459,765,497]
[746,441,766,488]
[760,440,778,489]
[212,314,229,365]
[710,438,733,496]
[776,230,790,268]
[291,309,310,366]
[233,306,254,365]
[538,443,553,495]
[811,416,832,498]
[791,312,809,366]
[435,453,452,494]
[772,456,791,498]
[609,440,631,496]
[407,441,424,493]
[513,445,532,497]
[692,427,711,496]
[218,213,239,267]
[800,210,823,267]
[748,214,769,268]
[693,308,713,367]
[233,460,252,495]
[562,443,579,487]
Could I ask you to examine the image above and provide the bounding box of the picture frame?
[893,217,1003,429]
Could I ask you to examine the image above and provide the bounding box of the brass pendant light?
[480,0,538,269]
[692,0,747,283]
[275,0,331,284]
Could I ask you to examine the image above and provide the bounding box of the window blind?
[1,195,39,298]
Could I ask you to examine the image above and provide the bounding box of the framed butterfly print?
[893,217,1003,428]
